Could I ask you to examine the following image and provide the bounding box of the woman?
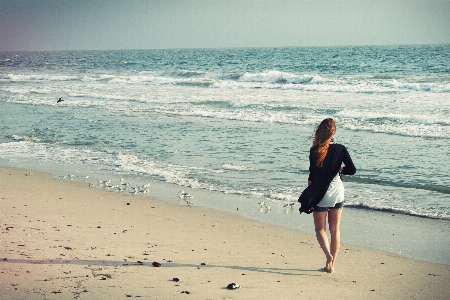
[298,118,356,273]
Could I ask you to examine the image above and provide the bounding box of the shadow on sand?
[2,258,323,277]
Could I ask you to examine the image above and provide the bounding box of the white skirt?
[316,172,344,208]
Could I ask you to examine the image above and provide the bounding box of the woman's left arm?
[341,146,356,175]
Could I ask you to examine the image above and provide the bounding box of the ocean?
[1,45,449,223]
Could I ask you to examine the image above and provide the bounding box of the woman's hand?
[308,180,312,186]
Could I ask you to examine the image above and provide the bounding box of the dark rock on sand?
[152,261,161,267]
[227,283,240,290]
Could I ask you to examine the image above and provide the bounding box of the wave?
[346,202,450,220]
[2,74,79,82]
[115,153,299,201]
[174,80,215,88]
[337,109,450,126]
[336,110,450,138]
[372,74,397,79]
[346,175,450,195]
[222,163,258,172]
[238,70,314,84]
[234,71,450,93]
[115,152,209,189]
[193,100,233,108]
[152,105,449,139]
[7,133,103,148]
[10,134,40,143]
[2,69,450,94]
[172,70,208,78]
[2,94,447,140]
[1,99,447,141]
[343,122,449,139]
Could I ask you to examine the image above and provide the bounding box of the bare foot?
[325,256,334,273]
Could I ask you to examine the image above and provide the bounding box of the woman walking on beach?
[298,118,356,273]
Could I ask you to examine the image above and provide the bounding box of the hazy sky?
[1,0,449,51]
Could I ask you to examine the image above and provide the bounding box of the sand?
[1,167,449,299]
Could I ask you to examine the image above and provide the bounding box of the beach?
[1,167,449,299]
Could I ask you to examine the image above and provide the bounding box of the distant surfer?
[57,97,64,103]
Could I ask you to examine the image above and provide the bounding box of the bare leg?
[313,211,333,273]
[327,208,343,272]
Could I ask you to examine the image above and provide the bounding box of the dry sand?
[1,167,449,299]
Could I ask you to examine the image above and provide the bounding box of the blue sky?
[1,0,449,51]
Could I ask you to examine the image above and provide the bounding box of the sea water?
[0,46,449,231]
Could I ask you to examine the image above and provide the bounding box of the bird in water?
[57,97,64,103]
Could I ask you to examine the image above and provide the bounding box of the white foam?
[239,70,314,84]
[222,163,257,171]
[6,74,78,82]
[114,153,300,202]
[2,68,450,95]
[115,152,205,189]
[0,139,117,170]
[10,135,39,142]
[336,109,450,138]
[346,200,450,220]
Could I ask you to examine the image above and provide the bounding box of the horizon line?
[1,42,449,53]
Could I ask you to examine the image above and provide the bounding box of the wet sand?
[1,167,449,299]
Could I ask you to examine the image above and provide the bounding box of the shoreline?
[2,164,450,265]
[1,166,449,299]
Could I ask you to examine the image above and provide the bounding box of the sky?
[0,0,449,51]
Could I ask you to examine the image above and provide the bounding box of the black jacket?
[298,144,356,214]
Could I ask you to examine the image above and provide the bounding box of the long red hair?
[311,118,336,167]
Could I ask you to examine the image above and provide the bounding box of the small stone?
[227,283,240,290]
[173,278,180,282]
[152,261,161,267]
